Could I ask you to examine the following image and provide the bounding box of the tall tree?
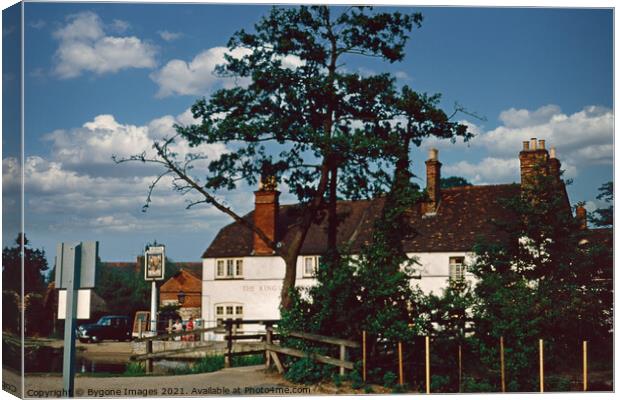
[590,181,613,227]
[118,6,470,309]
[468,171,612,390]
[2,233,48,294]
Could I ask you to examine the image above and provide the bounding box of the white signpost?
[55,241,98,398]
[145,245,165,335]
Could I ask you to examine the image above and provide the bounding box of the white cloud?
[150,46,252,97]
[44,112,225,175]
[52,11,157,78]
[109,19,130,33]
[150,46,303,97]
[158,30,182,42]
[443,157,520,185]
[440,104,613,184]
[10,109,237,235]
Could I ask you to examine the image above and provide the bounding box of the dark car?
[77,315,131,343]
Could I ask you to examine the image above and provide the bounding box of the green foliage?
[431,375,451,392]
[348,369,363,389]
[284,357,332,384]
[461,377,495,393]
[382,371,397,388]
[440,176,472,189]
[2,233,48,294]
[590,181,613,227]
[467,169,613,390]
[192,355,225,373]
[233,354,264,367]
[95,262,150,316]
[123,362,146,377]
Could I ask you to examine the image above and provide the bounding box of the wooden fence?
[130,321,595,392]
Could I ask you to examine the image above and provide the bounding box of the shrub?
[285,358,331,384]
[233,354,264,367]
[431,374,451,393]
[382,371,397,388]
[123,362,146,376]
[192,355,225,373]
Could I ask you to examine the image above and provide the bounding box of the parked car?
[77,315,131,343]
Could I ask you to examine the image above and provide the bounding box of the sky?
[1,3,614,267]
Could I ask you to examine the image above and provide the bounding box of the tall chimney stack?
[519,137,550,188]
[425,148,441,213]
[253,176,279,255]
[548,146,562,184]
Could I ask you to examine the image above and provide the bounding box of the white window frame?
[449,257,465,283]
[214,302,244,332]
[215,258,244,279]
[303,256,318,277]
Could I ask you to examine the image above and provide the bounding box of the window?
[449,257,465,283]
[303,256,318,277]
[215,303,244,332]
[215,258,244,279]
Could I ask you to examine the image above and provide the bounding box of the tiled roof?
[202,184,524,258]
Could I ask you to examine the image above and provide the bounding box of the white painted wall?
[201,251,475,338]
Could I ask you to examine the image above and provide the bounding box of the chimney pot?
[428,148,438,161]
[549,147,556,159]
[523,141,530,151]
[576,205,587,230]
[538,139,545,150]
[530,138,537,150]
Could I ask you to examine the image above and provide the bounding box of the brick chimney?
[424,148,441,214]
[576,204,587,230]
[519,138,550,188]
[548,146,562,184]
[253,176,279,255]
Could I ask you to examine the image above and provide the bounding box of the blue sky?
[2,3,613,266]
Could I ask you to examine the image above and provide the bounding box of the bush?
[382,371,397,388]
[233,354,264,367]
[546,375,571,392]
[431,374,451,393]
[285,358,331,384]
[461,376,495,393]
[123,362,146,377]
[192,355,225,373]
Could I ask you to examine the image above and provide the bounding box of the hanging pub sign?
[145,245,165,280]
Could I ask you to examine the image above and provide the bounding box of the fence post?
[425,336,430,394]
[225,319,233,368]
[362,331,367,382]
[339,344,347,376]
[265,324,272,369]
[539,339,544,393]
[500,336,506,392]
[398,342,404,385]
[458,343,462,393]
[145,338,153,374]
[138,321,143,339]
[583,340,588,391]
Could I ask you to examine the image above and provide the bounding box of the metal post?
[500,336,506,392]
[583,341,588,391]
[362,331,367,382]
[150,281,157,334]
[225,320,233,368]
[425,336,430,394]
[539,339,544,393]
[398,342,404,385]
[62,244,81,398]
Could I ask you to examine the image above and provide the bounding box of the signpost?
[144,245,165,335]
[55,241,98,398]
